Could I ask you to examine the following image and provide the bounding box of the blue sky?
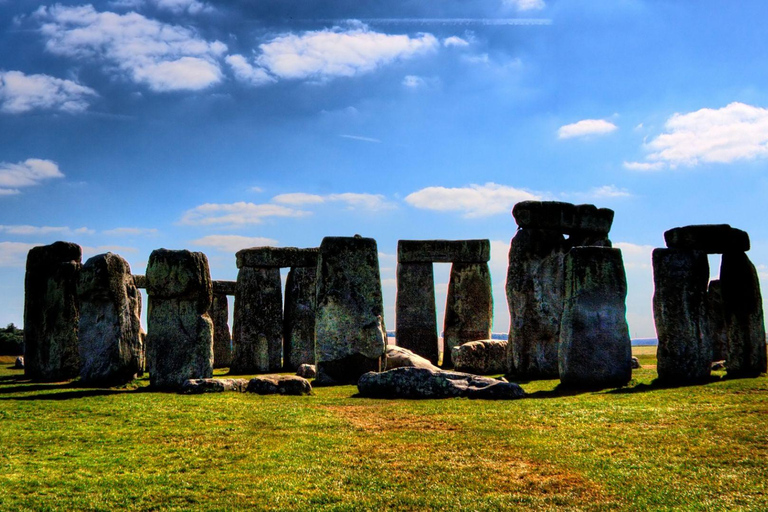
[1,0,768,338]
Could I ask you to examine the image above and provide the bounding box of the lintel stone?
[133,274,146,289]
[398,239,490,263]
[512,201,614,235]
[213,280,236,296]
[664,224,750,253]
[236,247,318,269]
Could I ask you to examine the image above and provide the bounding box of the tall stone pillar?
[146,249,214,389]
[315,236,387,384]
[395,262,438,365]
[211,294,232,368]
[23,241,82,381]
[77,252,143,385]
[652,248,712,383]
[443,262,493,368]
[704,280,728,362]
[283,265,318,370]
[558,247,632,389]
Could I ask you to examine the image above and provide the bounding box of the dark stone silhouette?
[395,261,438,364]
[283,265,318,370]
[664,224,750,253]
[211,293,232,368]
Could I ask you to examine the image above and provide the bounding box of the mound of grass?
[0,350,765,511]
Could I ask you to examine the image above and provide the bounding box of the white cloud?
[558,119,618,139]
[405,182,541,218]
[255,24,439,81]
[151,0,213,14]
[340,134,381,143]
[272,192,396,211]
[0,189,19,196]
[34,4,227,92]
[0,70,97,114]
[623,161,664,172]
[403,75,426,88]
[443,36,469,47]
[640,102,768,168]
[504,0,546,11]
[271,193,325,206]
[0,159,64,195]
[179,202,309,226]
[102,227,158,236]
[613,242,654,270]
[225,54,275,86]
[0,242,39,267]
[190,235,278,253]
[590,185,631,198]
[0,225,93,236]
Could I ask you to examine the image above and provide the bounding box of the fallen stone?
[558,247,632,389]
[452,339,507,375]
[23,241,82,381]
[443,262,493,368]
[283,265,317,371]
[357,367,525,399]
[512,201,614,235]
[14,357,24,370]
[246,375,312,395]
[181,378,249,394]
[664,224,750,253]
[296,364,316,379]
[385,345,440,371]
[395,262,439,364]
[631,356,641,369]
[397,239,490,263]
[211,293,232,368]
[236,247,318,269]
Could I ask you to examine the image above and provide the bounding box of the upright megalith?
[146,249,214,389]
[77,252,143,385]
[443,261,493,368]
[23,241,82,381]
[211,293,232,369]
[558,247,632,389]
[395,261,438,364]
[283,264,318,370]
[652,249,712,383]
[704,280,728,362]
[315,236,387,384]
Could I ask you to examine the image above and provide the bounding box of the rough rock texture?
[385,345,440,371]
[704,280,728,362]
[212,280,236,296]
[14,357,24,369]
[231,266,283,373]
[720,252,767,377]
[283,266,317,371]
[505,229,566,379]
[357,367,525,399]
[631,356,641,369]
[558,247,632,389]
[296,364,316,379]
[512,201,614,235]
[395,262,439,364]
[133,274,146,289]
[23,241,82,381]
[452,339,508,375]
[146,249,214,390]
[77,252,143,385]
[211,294,232,368]
[236,247,318,269]
[442,262,493,368]
[314,236,387,384]
[181,378,249,394]
[398,239,491,263]
[664,224,750,253]
[652,249,712,383]
[246,375,312,395]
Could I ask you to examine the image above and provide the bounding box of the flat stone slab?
[664,224,750,253]
[398,239,490,263]
[246,375,312,395]
[181,378,249,394]
[357,367,525,399]
[213,280,236,296]
[236,247,318,269]
[512,201,614,235]
[385,345,440,371]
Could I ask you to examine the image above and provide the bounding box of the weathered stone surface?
[14,357,24,369]
[246,375,312,395]
[23,241,82,381]
[395,262,438,364]
[664,224,750,253]
[77,252,143,385]
[231,266,283,373]
[385,345,440,371]
[559,247,632,389]
[315,236,387,384]
[357,367,525,399]
[296,364,316,379]
[704,280,728,362]
[181,378,248,394]
[505,229,566,379]
[512,201,614,235]
[211,294,232,368]
[397,239,491,263]
[652,249,712,383]
[720,252,767,377]
[283,266,317,371]
[236,247,318,269]
[146,249,214,390]
[133,274,146,289]
[631,357,641,369]
[212,280,236,296]
[443,262,493,368]
[452,339,508,375]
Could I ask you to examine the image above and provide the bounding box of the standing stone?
[442,262,493,368]
[704,280,728,362]
[315,236,387,384]
[505,229,566,379]
[77,252,143,385]
[146,249,214,389]
[232,266,283,373]
[283,265,318,370]
[23,241,82,381]
[559,247,632,388]
[652,249,712,383]
[395,262,439,365]
[211,294,232,368]
[720,252,767,377]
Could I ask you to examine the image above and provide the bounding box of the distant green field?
[0,350,765,511]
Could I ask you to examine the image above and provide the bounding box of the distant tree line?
[0,324,24,355]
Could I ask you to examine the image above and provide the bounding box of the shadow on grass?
[0,377,154,400]
[608,374,725,395]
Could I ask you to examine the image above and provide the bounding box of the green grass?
[0,349,766,511]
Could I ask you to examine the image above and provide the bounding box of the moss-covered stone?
[283,265,317,371]
[211,294,232,369]
[442,262,492,368]
[395,262,439,364]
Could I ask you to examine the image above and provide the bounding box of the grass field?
[0,349,766,511]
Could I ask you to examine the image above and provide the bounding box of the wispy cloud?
[179,202,309,226]
[623,161,664,172]
[503,0,546,11]
[272,192,396,211]
[102,227,158,236]
[318,18,551,26]
[443,36,469,47]
[0,225,94,236]
[0,159,65,195]
[0,70,97,114]
[558,119,618,139]
[190,234,278,253]
[562,185,631,201]
[0,241,40,267]
[405,182,540,218]
[340,134,381,143]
